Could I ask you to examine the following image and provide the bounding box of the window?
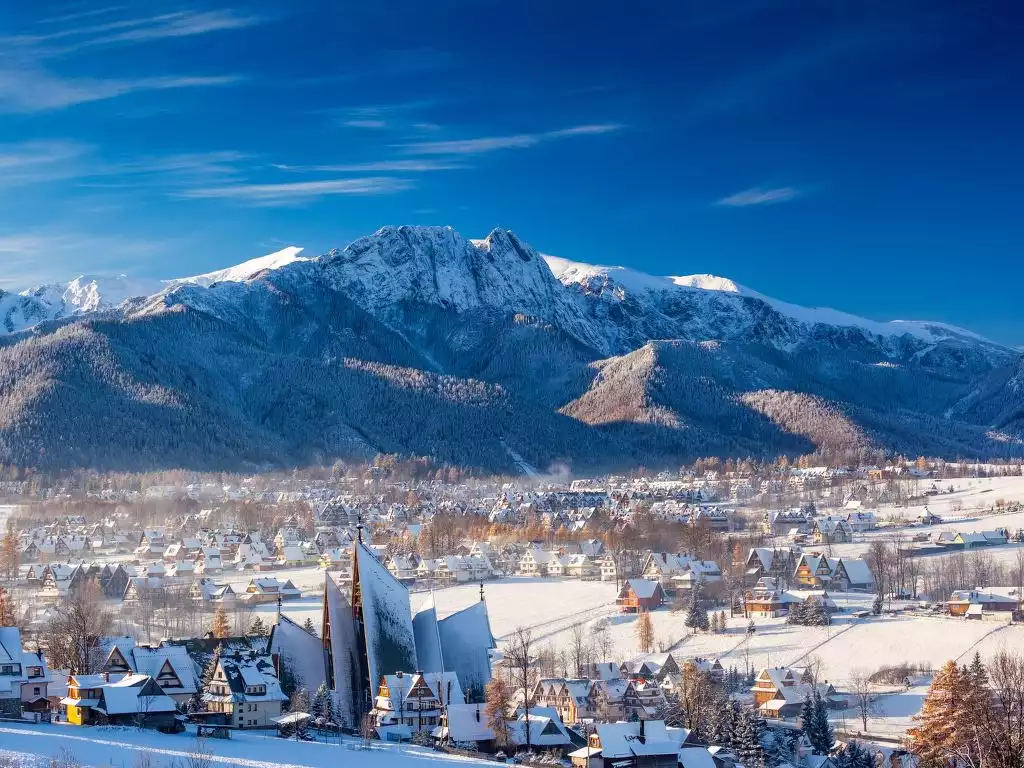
[33,687,41,695]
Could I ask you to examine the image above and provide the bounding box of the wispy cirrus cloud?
[272,159,461,173]
[716,186,801,207]
[0,6,254,113]
[400,123,624,155]
[7,9,263,54]
[0,63,242,113]
[178,177,414,206]
[342,119,388,129]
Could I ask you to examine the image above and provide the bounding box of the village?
[2,458,1024,768]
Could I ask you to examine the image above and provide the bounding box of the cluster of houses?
[1,621,290,730]
[376,650,849,768]
[16,522,353,572]
[18,560,301,611]
[761,502,880,543]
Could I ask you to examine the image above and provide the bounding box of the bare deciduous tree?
[45,580,113,674]
[847,668,876,732]
[504,627,535,752]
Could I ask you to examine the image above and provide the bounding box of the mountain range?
[0,225,1020,474]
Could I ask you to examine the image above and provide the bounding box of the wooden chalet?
[616,579,666,613]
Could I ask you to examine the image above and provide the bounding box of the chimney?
[639,718,645,740]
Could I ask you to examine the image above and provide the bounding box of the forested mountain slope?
[0,225,1020,472]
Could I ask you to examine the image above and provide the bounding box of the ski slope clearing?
[0,723,495,768]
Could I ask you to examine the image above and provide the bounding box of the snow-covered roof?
[443,702,495,743]
[623,578,661,599]
[355,542,418,697]
[98,675,177,715]
[595,721,678,758]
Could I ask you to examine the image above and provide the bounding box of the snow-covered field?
[0,723,494,768]
[876,476,1024,522]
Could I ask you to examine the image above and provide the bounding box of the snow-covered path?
[0,723,494,768]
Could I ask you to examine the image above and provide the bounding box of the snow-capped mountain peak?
[171,246,308,288]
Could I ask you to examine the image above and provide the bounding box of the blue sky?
[1,1,1022,343]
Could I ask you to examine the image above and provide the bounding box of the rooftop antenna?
[480,582,485,602]
[356,514,364,544]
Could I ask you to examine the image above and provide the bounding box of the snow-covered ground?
[0,723,495,768]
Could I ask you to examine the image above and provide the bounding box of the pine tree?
[801,695,818,746]
[708,701,740,750]
[908,660,965,768]
[734,708,766,768]
[685,582,710,633]
[249,616,269,637]
[211,605,230,638]
[836,740,873,768]
[312,683,329,722]
[189,647,221,714]
[765,726,799,768]
[787,602,806,625]
[960,652,992,767]
[812,690,834,754]
[303,617,318,637]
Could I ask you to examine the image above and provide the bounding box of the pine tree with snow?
[707,700,740,750]
[303,617,318,637]
[188,647,221,714]
[835,740,873,768]
[312,683,330,722]
[786,602,806,625]
[808,601,831,626]
[249,616,269,637]
[764,726,799,768]
[685,581,710,633]
[734,708,766,768]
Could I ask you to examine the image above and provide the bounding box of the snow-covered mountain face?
[543,254,1012,368]
[2,228,1007,361]
[316,226,605,351]
[0,274,162,334]
[0,247,307,336]
[1,224,1020,473]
